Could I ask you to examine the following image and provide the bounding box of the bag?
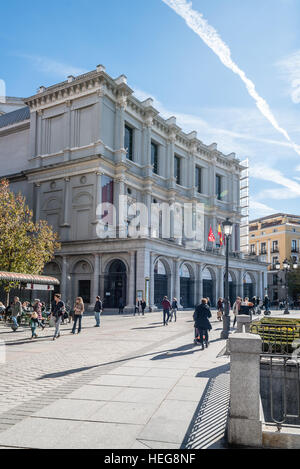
[49,315,56,327]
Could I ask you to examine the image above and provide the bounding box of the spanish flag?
[218,224,223,246]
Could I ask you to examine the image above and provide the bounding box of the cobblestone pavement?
[0,310,230,449]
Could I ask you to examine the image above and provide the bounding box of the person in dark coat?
[193,298,212,350]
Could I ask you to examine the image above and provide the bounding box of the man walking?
[162,296,171,326]
[11,296,22,331]
[51,294,65,341]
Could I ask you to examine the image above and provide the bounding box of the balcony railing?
[271,248,279,253]
[291,248,299,253]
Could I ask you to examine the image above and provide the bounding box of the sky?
[1,0,300,219]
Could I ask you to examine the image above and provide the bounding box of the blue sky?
[1,0,300,219]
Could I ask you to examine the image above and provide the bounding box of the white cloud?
[162,0,300,157]
[250,200,277,218]
[277,50,300,104]
[18,54,86,79]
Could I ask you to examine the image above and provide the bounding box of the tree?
[288,268,300,303]
[0,179,61,303]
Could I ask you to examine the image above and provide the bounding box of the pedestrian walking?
[118,298,124,315]
[170,298,178,322]
[0,302,5,321]
[94,296,103,327]
[11,296,22,331]
[71,297,84,334]
[51,294,65,341]
[141,299,146,316]
[264,295,271,313]
[232,297,241,328]
[162,296,171,326]
[33,299,45,330]
[193,298,212,350]
[29,311,39,339]
[217,297,224,321]
[134,298,142,316]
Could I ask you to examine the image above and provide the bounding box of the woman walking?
[170,298,178,322]
[217,298,224,321]
[72,297,84,334]
[193,298,212,350]
[232,297,241,328]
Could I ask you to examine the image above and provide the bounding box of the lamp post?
[275,259,298,314]
[221,218,233,339]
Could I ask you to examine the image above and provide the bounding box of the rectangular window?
[151,142,159,175]
[216,175,222,200]
[272,240,279,253]
[195,167,202,193]
[174,156,181,185]
[124,125,133,161]
[292,240,297,252]
[261,243,266,254]
[250,244,255,254]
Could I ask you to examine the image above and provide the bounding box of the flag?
[208,226,215,242]
[218,224,223,246]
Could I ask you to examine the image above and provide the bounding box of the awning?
[0,272,60,285]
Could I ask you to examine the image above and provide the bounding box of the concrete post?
[228,333,263,448]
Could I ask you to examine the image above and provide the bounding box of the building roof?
[250,213,300,224]
[0,106,30,129]
[0,271,59,285]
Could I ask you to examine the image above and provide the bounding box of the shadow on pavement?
[181,362,230,449]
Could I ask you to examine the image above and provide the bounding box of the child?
[30,311,39,339]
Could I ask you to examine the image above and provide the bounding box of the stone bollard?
[228,333,263,448]
[236,314,251,333]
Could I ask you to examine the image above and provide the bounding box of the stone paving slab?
[0,417,143,449]
[0,311,230,449]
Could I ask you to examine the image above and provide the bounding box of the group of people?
[161,297,179,325]
[50,294,103,341]
[0,294,104,341]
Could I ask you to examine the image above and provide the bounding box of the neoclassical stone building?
[0,64,267,309]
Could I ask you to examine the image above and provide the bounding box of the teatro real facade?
[0,64,268,310]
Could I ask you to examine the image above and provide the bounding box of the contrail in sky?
[162,0,300,156]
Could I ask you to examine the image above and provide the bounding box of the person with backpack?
[162,296,171,326]
[94,296,103,327]
[51,294,65,341]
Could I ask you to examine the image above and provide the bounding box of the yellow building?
[249,214,300,303]
[249,213,300,270]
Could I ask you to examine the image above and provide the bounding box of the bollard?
[236,314,251,333]
[228,333,263,448]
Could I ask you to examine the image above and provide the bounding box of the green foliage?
[0,179,61,294]
[287,268,300,301]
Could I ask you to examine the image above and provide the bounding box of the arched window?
[109,260,127,274]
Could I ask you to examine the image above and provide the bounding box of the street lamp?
[221,218,233,340]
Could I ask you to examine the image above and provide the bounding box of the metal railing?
[260,354,300,431]
[250,322,300,355]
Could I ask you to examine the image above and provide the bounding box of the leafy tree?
[288,268,300,302]
[0,179,60,303]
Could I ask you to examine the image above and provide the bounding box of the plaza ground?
[0,310,231,449]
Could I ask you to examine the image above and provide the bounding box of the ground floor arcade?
[44,238,268,310]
